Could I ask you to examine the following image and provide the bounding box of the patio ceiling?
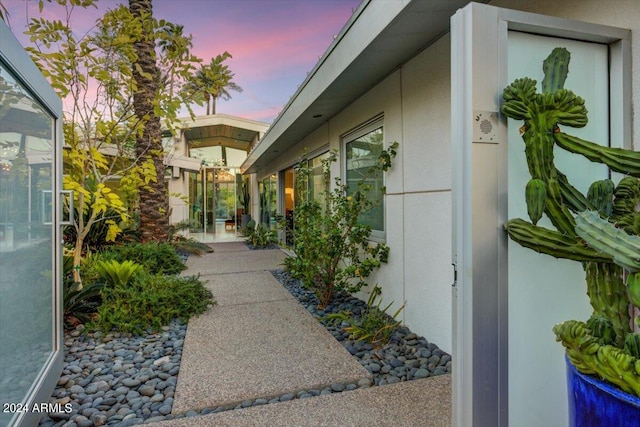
[242,0,482,174]
[177,114,269,153]
[184,125,258,151]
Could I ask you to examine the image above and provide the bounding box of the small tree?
[283,142,398,307]
[25,0,200,284]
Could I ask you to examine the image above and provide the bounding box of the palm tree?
[187,52,242,115]
[129,0,168,242]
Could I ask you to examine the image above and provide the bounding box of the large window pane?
[345,125,384,232]
[0,63,55,425]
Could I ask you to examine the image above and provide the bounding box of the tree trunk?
[130,0,168,242]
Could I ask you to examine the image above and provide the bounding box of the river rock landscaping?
[38,269,450,426]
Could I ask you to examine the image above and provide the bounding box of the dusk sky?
[4,0,362,123]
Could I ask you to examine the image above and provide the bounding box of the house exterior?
[240,1,640,426]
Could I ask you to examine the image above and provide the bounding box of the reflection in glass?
[345,126,384,231]
[0,64,54,425]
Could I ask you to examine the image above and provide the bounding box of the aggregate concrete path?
[172,243,372,414]
[150,374,451,426]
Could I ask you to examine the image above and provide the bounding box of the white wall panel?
[404,192,453,352]
[401,36,452,194]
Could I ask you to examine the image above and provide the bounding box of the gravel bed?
[38,268,450,426]
[38,320,186,427]
[271,269,452,385]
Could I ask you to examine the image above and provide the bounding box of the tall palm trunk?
[130,0,168,242]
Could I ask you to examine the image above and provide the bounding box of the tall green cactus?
[503,47,640,395]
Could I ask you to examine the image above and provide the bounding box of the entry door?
[202,167,238,233]
[451,3,630,427]
[0,21,63,427]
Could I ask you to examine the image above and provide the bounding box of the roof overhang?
[171,114,269,152]
[241,0,481,174]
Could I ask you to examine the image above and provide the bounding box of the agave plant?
[502,47,640,396]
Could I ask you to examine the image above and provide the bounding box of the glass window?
[0,62,55,426]
[344,121,384,233]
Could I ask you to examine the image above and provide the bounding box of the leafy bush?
[325,285,404,347]
[283,143,397,307]
[93,273,215,334]
[102,242,186,275]
[244,222,277,249]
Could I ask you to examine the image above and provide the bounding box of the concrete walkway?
[151,242,451,426]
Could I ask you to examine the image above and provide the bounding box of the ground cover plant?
[283,143,397,307]
[93,269,213,335]
[62,242,214,334]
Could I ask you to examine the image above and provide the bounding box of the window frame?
[341,115,386,242]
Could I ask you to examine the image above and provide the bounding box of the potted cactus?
[502,47,640,424]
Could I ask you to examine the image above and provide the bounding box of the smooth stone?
[139,385,155,397]
[415,368,430,379]
[279,393,294,402]
[330,383,345,392]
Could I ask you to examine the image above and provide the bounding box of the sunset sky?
[4,0,362,123]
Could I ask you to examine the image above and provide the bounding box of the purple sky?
[4,0,361,123]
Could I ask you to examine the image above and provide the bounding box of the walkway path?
[149,242,451,426]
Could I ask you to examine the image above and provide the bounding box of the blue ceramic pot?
[566,356,640,426]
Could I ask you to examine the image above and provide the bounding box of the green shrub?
[93,273,215,334]
[283,143,397,307]
[102,242,186,275]
[325,285,404,347]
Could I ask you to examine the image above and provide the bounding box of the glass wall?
[0,46,61,426]
[187,167,239,235]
